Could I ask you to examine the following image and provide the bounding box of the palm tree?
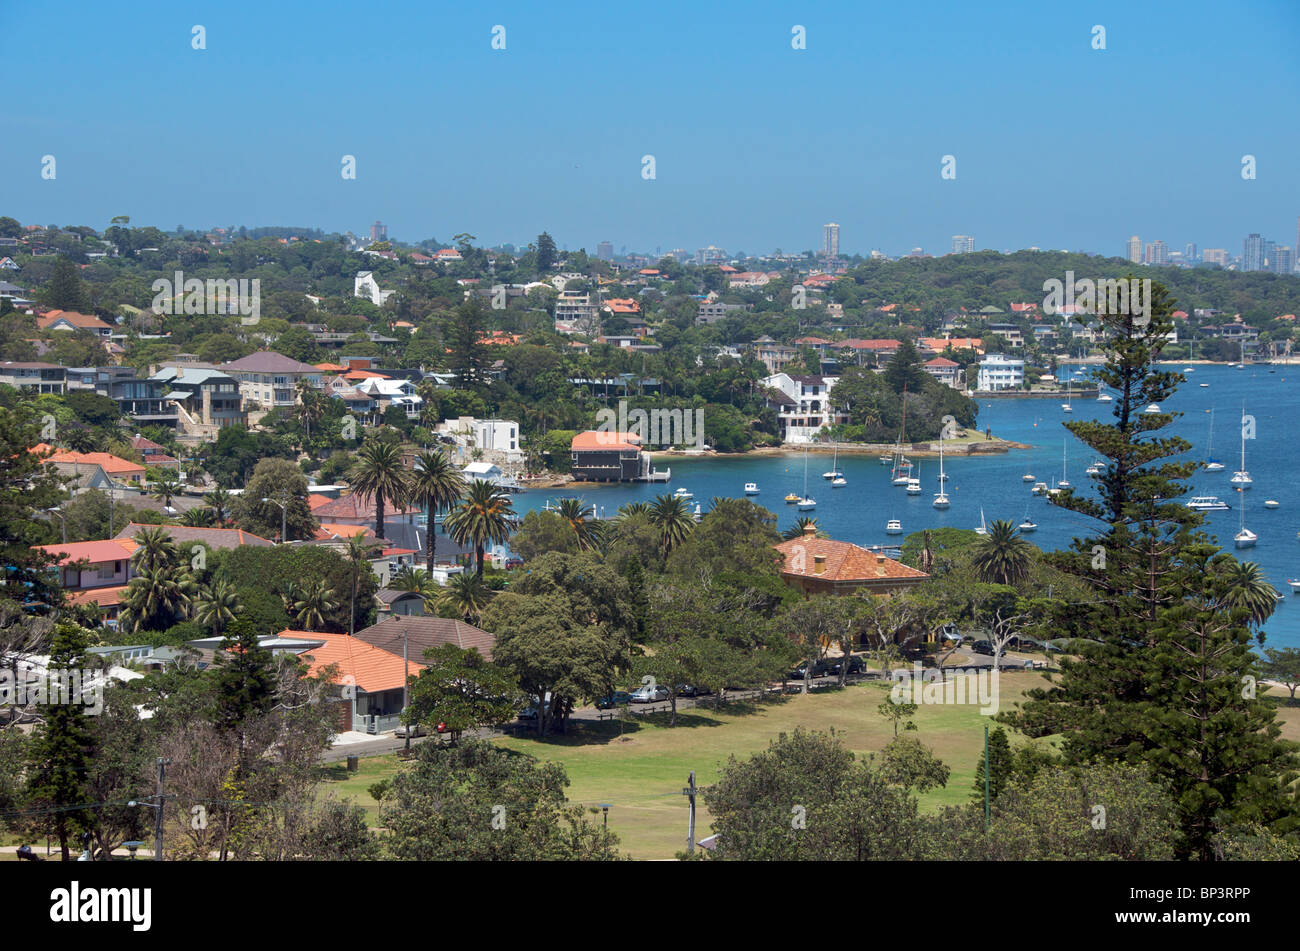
[151,475,182,512]
[276,579,302,614]
[204,487,234,528]
[131,526,179,574]
[782,517,828,541]
[194,577,241,637]
[433,572,494,624]
[296,379,323,444]
[557,497,601,551]
[344,531,372,636]
[179,508,215,527]
[119,562,195,634]
[408,448,465,569]
[648,494,696,556]
[971,519,1033,586]
[390,565,430,592]
[616,501,652,520]
[1216,558,1278,628]
[293,577,338,632]
[347,440,411,540]
[444,479,514,577]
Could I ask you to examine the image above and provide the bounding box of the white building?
[976,354,1025,391]
[355,377,422,418]
[436,416,522,461]
[354,270,395,307]
[760,372,848,444]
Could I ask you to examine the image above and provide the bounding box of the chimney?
[876,552,886,577]
[802,523,818,537]
[813,554,827,575]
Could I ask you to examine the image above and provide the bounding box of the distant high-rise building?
[596,241,613,260]
[369,220,387,243]
[1203,248,1229,267]
[695,245,728,266]
[823,223,840,258]
[1272,246,1296,276]
[952,235,974,254]
[1243,233,1265,271]
[1184,242,1198,262]
[1126,235,1142,263]
[1264,239,1276,269]
[1143,241,1167,265]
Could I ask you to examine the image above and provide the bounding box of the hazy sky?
[6,0,1299,257]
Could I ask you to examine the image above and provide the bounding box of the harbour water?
[515,364,1300,648]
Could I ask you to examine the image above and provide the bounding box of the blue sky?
[5,0,1299,257]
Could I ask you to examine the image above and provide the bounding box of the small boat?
[1204,407,1225,471]
[932,491,950,509]
[1022,474,1035,483]
[1200,383,1210,388]
[1097,392,1113,403]
[744,482,759,495]
[1143,403,1161,414]
[1031,481,1048,495]
[1205,460,1225,471]
[796,446,815,510]
[1235,495,1256,548]
[673,487,693,500]
[831,476,847,488]
[1186,496,1230,511]
[975,509,988,535]
[1183,367,1194,373]
[1288,580,1300,593]
[1231,401,1251,488]
[1057,440,1070,489]
[797,497,817,511]
[1264,500,1280,509]
[885,519,903,535]
[1061,380,1072,413]
[879,455,893,466]
[1086,461,1104,476]
[822,441,842,481]
[784,492,800,504]
[693,502,702,521]
[905,478,922,495]
[1018,517,1037,532]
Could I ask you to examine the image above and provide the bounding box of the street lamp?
[598,803,611,831]
[261,490,302,544]
[46,506,66,544]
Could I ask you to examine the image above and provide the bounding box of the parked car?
[518,692,554,719]
[676,684,713,697]
[503,556,524,570]
[393,721,425,738]
[595,690,633,710]
[628,683,670,704]
[971,640,995,656]
[788,660,832,680]
[828,655,866,676]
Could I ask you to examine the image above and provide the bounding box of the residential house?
[223,351,321,409]
[36,310,114,337]
[353,614,496,663]
[695,301,747,325]
[354,270,395,306]
[922,357,962,388]
[976,354,1025,391]
[67,366,176,426]
[0,361,66,394]
[150,365,246,434]
[113,523,274,551]
[32,445,146,486]
[570,430,654,482]
[130,435,179,470]
[759,373,848,444]
[34,538,139,626]
[279,628,425,734]
[772,526,929,602]
[435,416,521,459]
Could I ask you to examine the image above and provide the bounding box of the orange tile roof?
[571,430,643,452]
[315,362,346,372]
[307,494,334,511]
[37,310,113,331]
[66,585,129,608]
[772,535,929,584]
[32,447,145,475]
[281,629,424,693]
[34,539,137,564]
[343,369,389,381]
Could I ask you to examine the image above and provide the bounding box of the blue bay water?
[513,364,1300,647]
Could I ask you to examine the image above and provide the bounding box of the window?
[98,563,117,580]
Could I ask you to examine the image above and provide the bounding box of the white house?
[760,372,848,444]
[355,377,422,419]
[436,416,522,461]
[354,271,395,307]
[976,354,1025,391]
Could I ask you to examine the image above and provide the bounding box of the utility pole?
[983,725,990,833]
[402,623,410,752]
[681,770,697,856]
[154,757,168,861]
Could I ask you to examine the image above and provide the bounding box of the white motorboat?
[1264,500,1280,509]
[885,519,903,535]
[1086,461,1104,476]
[1235,493,1256,548]
[1031,481,1048,495]
[797,445,816,510]
[1097,392,1113,403]
[1288,580,1300,593]
[831,476,847,488]
[1186,496,1230,511]
[905,478,922,495]
[1143,403,1161,414]
[1200,383,1210,387]
[673,487,693,500]
[1018,518,1037,532]
[744,482,759,495]
[1022,473,1035,482]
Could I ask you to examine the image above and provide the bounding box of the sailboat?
[1057,441,1070,489]
[974,508,988,535]
[1204,407,1225,472]
[1061,378,1073,413]
[1234,490,1257,548]
[891,389,914,485]
[906,463,922,494]
[933,437,950,509]
[797,445,816,510]
[1230,401,1252,489]
[822,441,843,481]
[1018,503,1037,532]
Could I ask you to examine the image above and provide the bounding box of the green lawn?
[321,672,1058,860]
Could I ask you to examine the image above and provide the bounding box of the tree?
[1259,648,1300,703]
[877,697,917,737]
[194,577,242,637]
[1008,280,1300,860]
[781,516,827,541]
[22,623,96,860]
[882,339,927,394]
[379,738,619,859]
[510,510,579,561]
[647,493,695,558]
[292,577,337,632]
[39,256,90,311]
[445,296,492,390]
[704,728,924,860]
[876,735,951,793]
[203,487,235,528]
[445,479,514,577]
[235,458,314,542]
[432,572,493,624]
[972,726,1014,803]
[556,497,601,551]
[971,519,1033,586]
[535,232,557,271]
[782,596,857,694]
[1214,557,1278,629]
[0,409,65,610]
[211,620,276,749]
[347,439,410,540]
[343,533,372,637]
[150,474,182,512]
[404,645,519,742]
[408,448,465,568]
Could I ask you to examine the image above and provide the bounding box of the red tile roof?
[37,310,113,331]
[772,535,929,584]
[31,447,145,475]
[35,539,137,565]
[281,629,424,693]
[313,494,420,520]
[571,430,643,452]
